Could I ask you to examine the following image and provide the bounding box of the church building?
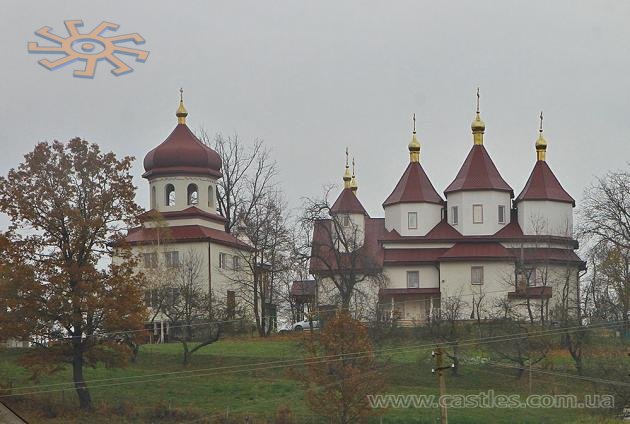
[122,92,254,337]
[310,92,585,323]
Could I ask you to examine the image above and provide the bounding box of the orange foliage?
[303,311,385,423]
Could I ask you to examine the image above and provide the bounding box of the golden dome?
[408,113,421,162]
[471,88,485,145]
[343,147,352,189]
[176,88,188,124]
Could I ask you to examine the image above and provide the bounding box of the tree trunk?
[72,352,92,410]
[182,341,190,366]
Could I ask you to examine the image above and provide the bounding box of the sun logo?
[27,20,149,78]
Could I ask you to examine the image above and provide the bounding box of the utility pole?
[432,346,453,424]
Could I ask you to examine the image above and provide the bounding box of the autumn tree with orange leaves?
[0,139,147,410]
[304,311,385,423]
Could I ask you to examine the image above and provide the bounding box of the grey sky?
[1,0,629,230]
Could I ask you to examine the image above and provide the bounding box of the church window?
[471,266,484,285]
[232,255,241,270]
[219,252,229,269]
[143,252,157,268]
[408,212,418,229]
[498,205,506,224]
[406,271,419,288]
[187,183,199,205]
[342,215,350,227]
[165,184,176,206]
[208,185,214,208]
[451,206,458,225]
[164,251,179,268]
[473,204,483,224]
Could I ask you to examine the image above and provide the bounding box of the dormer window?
[473,204,483,224]
[408,212,418,229]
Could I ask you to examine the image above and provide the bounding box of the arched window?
[151,186,156,209]
[187,183,199,205]
[208,185,214,208]
[165,184,176,206]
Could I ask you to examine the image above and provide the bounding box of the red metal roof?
[330,188,368,215]
[143,124,222,178]
[439,242,514,261]
[383,162,443,207]
[383,248,448,264]
[509,248,585,268]
[139,207,227,225]
[444,145,513,195]
[124,224,253,250]
[309,217,385,274]
[515,160,575,206]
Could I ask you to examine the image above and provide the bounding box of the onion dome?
[444,89,513,196]
[515,113,574,206]
[471,88,485,145]
[350,158,358,193]
[384,116,443,206]
[143,89,222,179]
[408,113,421,162]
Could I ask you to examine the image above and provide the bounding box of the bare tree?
[160,249,220,365]
[198,130,277,234]
[429,290,468,375]
[298,187,386,311]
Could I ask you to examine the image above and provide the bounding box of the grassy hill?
[0,333,623,423]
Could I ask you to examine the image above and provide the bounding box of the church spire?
[350,157,358,193]
[408,113,421,162]
[536,111,547,161]
[471,87,485,145]
[343,147,352,189]
[176,88,188,125]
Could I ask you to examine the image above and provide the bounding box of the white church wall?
[143,217,225,231]
[517,200,573,237]
[149,175,218,214]
[439,261,515,317]
[334,212,365,251]
[384,203,442,236]
[383,265,439,289]
[446,191,511,236]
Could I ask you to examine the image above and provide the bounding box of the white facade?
[446,190,511,236]
[517,200,573,237]
[384,202,442,236]
[149,175,218,214]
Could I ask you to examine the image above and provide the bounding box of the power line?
[2,319,625,397]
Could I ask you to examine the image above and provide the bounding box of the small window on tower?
[498,205,506,224]
[473,204,483,224]
[407,271,420,288]
[342,215,350,227]
[165,184,176,206]
[408,212,418,229]
[187,183,199,205]
[451,206,459,225]
[208,185,214,208]
[151,186,156,209]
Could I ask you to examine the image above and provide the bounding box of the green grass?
[0,334,622,423]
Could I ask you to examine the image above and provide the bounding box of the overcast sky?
[1,0,629,230]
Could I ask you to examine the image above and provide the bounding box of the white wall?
[148,175,218,214]
[440,261,515,317]
[383,265,439,289]
[517,200,573,237]
[384,203,442,236]
[446,191,511,236]
[334,212,365,251]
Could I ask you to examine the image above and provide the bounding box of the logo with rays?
[27,20,149,78]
